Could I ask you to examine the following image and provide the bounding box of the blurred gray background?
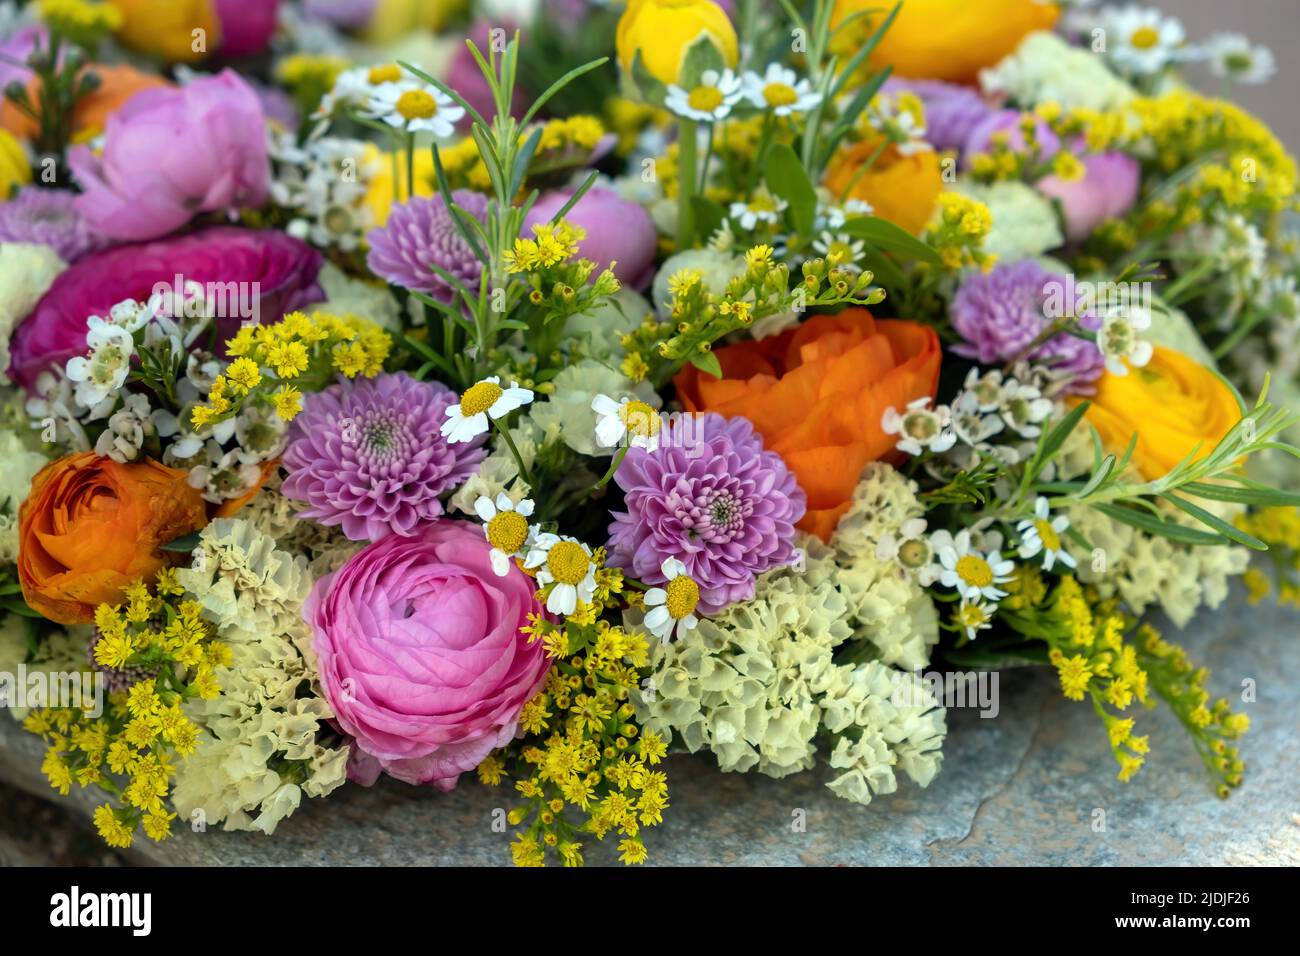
[1172,0,1299,148]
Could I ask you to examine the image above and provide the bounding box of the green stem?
[495,418,533,488]
[676,118,699,250]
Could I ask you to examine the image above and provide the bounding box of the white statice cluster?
[172,519,347,835]
[0,615,90,721]
[237,476,365,578]
[269,131,380,252]
[449,419,543,516]
[980,30,1136,112]
[529,360,661,457]
[0,427,49,563]
[0,243,66,386]
[952,180,1063,263]
[634,465,945,806]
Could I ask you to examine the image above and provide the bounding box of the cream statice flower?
[642,557,701,643]
[1098,4,1189,78]
[441,376,534,444]
[474,493,536,576]
[741,64,822,116]
[979,30,1136,112]
[932,529,1015,603]
[1201,33,1276,85]
[365,79,463,138]
[591,393,662,450]
[0,243,66,386]
[1017,497,1077,571]
[882,397,955,456]
[524,533,597,616]
[952,180,1063,263]
[1097,306,1154,375]
[665,69,743,122]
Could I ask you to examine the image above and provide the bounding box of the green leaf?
[841,216,942,265]
[677,34,726,89]
[1180,480,1300,508]
[521,56,610,127]
[548,170,599,224]
[1093,503,1227,547]
[161,532,202,554]
[765,143,817,238]
[1162,493,1268,551]
[690,196,726,240]
[627,50,667,108]
[689,350,723,379]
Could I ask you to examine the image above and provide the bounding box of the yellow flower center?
[620,400,661,438]
[546,541,590,586]
[956,554,994,588]
[1034,518,1061,552]
[1130,26,1160,50]
[687,85,725,113]
[396,89,438,121]
[487,511,528,554]
[460,381,503,417]
[368,64,402,84]
[665,575,700,619]
[763,82,798,108]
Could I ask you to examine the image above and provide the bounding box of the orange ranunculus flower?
[674,309,942,541]
[18,452,209,624]
[823,140,944,236]
[831,0,1059,84]
[1,65,172,141]
[1082,347,1242,481]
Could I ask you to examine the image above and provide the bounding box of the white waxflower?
[1098,5,1188,77]
[642,558,701,644]
[475,493,536,577]
[881,398,956,456]
[729,189,788,230]
[932,529,1014,603]
[741,64,822,116]
[997,380,1054,438]
[65,317,135,408]
[665,69,743,122]
[1201,33,1275,85]
[94,393,155,463]
[949,388,1005,445]
[524,533,597,617]
[874,517,939,585]
[1096,307,1154,376]
[441,376,534,444]
[812,231,866,272]
[1017,496,1077,571]
[366,80,463,138]
[591,394,662,450]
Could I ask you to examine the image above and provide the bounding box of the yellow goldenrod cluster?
[967,107,1090,187]
[36,0,122,40]
[1236,507,1300,607]
[190,311,391,430]
[23,571,230,848]
[504,220,622,326]
[926,192,995,272]
[536,115,606,155]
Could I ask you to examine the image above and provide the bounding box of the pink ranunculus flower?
[1037,151,1141,243]
[7,226,323,390]
[523,186,658,290]
[214,0,280,57]
[68,69,270,242]
[304,521,551,790]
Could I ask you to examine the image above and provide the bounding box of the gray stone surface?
[1,584,1297,866]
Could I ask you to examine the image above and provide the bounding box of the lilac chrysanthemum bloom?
[607,413,806,615]
[366,191,487,302]
[281,372,487,541]
[952,260,1103,394]
[0,187,106,263]
[883,78,996,155]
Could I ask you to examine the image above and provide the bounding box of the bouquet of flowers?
[1,0,1297,866]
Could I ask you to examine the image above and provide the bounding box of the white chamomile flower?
[66,317,136,408]
[665,69,743,122]
[741,64,822,116]
[642,557,701,644]
[1017,497,1077,571]
[812,231,866,272]
[475,493,536,577]
[1099,5,1188,77]
[933,528,1015,603]
[591,394,662,450]
[524,533,597,617]
[818,198,873,230]
[729,189,787,230]
[366,80,463,138]
[867,94,930,155]
[882,397,956,456]
[1096,307,1153,376]
[955,599,995,641]
[1201,33,1276,85]
[441,376,534,444]
[875,517,939,584]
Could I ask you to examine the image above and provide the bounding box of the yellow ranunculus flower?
[617,0,739,87]
[364,0,465,45]
[363,143,437,228]
[0,128,31,199]
[831,0,1059,84]
[1082,347,1241,481]
[107,0,219,63]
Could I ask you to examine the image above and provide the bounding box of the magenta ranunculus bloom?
[608,413,806,615]
[7,227,323,390]
[1037,152,1142,243]
[304,521,551,790]
[69,70,271,242]
[214,0,280,57]
[523,186,658,290]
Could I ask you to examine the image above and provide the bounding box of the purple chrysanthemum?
[952,260,1103,394]
[883,78,996,155]
[366,191,487,301]
[0,187,107,263]
[607,413,806,615]
[281,372,487,541]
